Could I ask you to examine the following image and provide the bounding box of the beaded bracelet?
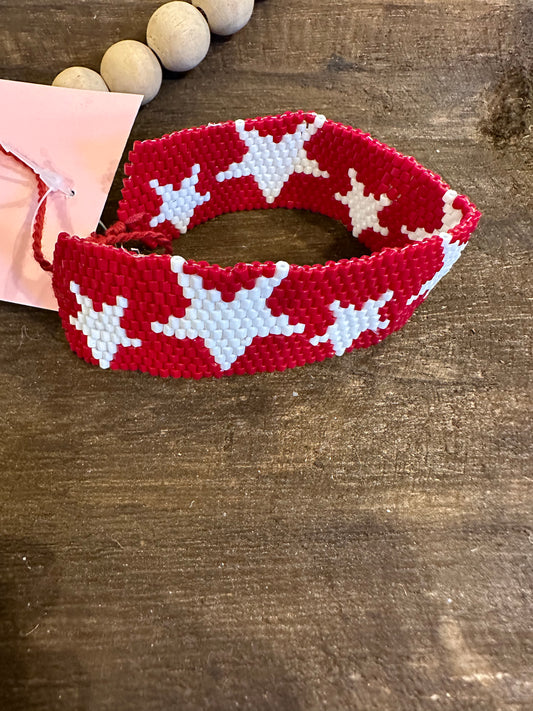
[21,110,479,379]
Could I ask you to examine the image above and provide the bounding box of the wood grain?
[0,1,531,709]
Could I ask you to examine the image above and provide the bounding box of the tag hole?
[70,189,76,197]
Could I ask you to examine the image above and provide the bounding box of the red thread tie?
[88,213,173,254]
[0,142,54,272]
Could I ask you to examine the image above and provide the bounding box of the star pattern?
[335,168,391,238]
[151,258,306,371]
[401,189,464,241]
[406,234,466,305]
[216,115,330,203]
[69,282,142,369]
[149,164,211,233]
[310,291,393,355]
[400,190,467,305]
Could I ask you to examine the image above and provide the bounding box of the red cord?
[0,143,53,273]
[32,178,53,272]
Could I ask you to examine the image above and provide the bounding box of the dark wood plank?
[0,1,531,710]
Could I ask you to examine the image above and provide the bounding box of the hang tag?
[0,79,142,310]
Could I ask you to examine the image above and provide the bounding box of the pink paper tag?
[0,79,142,311]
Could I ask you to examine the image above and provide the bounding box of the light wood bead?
[147,1,210,73]
[52,67,109,92]
[192,0,254,36]
[100,40,162,106]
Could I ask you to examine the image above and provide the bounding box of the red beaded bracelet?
[35,110,480,378]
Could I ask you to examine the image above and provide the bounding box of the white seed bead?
[100,40,162,105]
[192,0,254,36]
[147,1,210,72]
[52,67,109,92]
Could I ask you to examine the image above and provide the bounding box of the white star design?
[149,163,211,233]
[334,168,391,238]
[400,190,467,305]
[69,282,142,369]
[310,291,393,355]
[216,115,329,203]
[151,258,306,371]
[406,233,466,305]
[400,189,464,241]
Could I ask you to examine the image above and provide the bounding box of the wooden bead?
[192,0,254,36]
[100,40,162,106]
[147,1,210,73]
[52,67,109,92]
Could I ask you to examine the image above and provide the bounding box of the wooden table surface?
[1,1,531,709]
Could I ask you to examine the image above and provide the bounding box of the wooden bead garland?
[51,0,256,105]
